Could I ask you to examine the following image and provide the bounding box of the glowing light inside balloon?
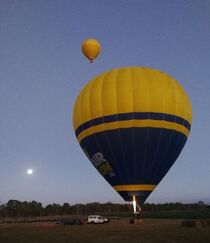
[132,195,136,213]
[27,169,33,175]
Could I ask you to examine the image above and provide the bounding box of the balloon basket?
[130,212,142,224]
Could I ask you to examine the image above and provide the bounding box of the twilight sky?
[0,0,210,205]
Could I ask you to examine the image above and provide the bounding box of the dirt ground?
[0,218,210,243]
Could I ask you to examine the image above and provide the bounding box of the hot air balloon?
[73,67,192,208]
[81,39,101,63]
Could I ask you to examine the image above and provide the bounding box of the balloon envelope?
[81,39,101,63]
[73,67,192,205]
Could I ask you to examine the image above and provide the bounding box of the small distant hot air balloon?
[81,39,101,63]
[73,67,192,209]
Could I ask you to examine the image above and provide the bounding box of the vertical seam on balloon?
[79,83,99,174]
[78,92,83,142]
[182,90,188,133]
[101,71,123,184]
[89,74,117,182]
[152,76,176,180]
[86,80,99,160]
[130,68,136,184]
[164,79,184,171]
[183,92,187,127]
[115,68,130,184]
[88,77,107,177]
[149,71,164,182]
[155,78,180,180]
[143,68,151,180]
[167,84,189,172]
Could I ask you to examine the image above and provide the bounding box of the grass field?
[142,209,210,219]
[0,219,210,243]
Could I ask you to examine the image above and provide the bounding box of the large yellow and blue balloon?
[73,67,192,205]
[81,39,101,63]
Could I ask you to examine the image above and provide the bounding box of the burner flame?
[132,195,136,213]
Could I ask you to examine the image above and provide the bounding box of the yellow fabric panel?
[132,67,150,112]
[101,70,118,116]
[89,75,104,121]
[161,75,177,117]
[77,119,190,143]
[73,67,192,131]
[145,68,164,114]
[181,88,192,124]
[116,68,134,114]
[113,184,156,191]
[79,82,92,126]
[73,93,82,130]
[164,75,192,124]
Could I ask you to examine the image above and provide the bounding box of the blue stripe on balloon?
[75,112,191,137]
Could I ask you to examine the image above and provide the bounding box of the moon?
[27,169,33,175]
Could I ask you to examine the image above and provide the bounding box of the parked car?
[56,219,83,225]
[88,215,110,224]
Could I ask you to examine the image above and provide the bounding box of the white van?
[88,215,109,224]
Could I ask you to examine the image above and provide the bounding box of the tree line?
[0,200,209,218]
[0,200,129,217]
